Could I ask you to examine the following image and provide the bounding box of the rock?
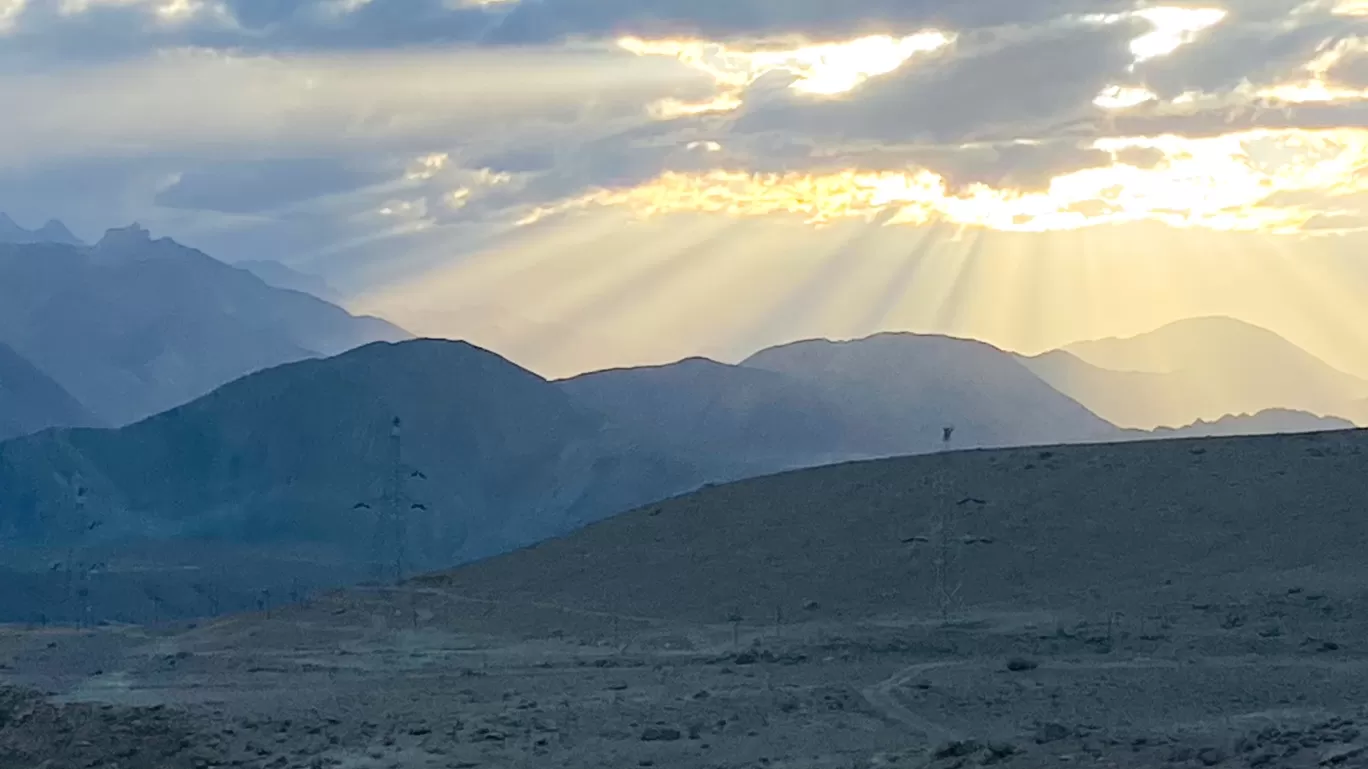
[1321,743,1366,765]
[1198,746,1226,765]
[641,727,682,742]
[1005,657,1039,672]
[982,742,1020,764]
[933,740,981,759]
[1034,723,1070,744]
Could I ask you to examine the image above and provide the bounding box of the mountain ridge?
[0,212,83,246]
[0,342,99,441]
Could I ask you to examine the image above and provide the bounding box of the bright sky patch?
[619,31,953,117]
[520,129,1368,234]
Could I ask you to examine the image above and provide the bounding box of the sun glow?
[618,31,953,117]
[1255,36,1368,103]
[1128,6,1228,63]
[1090,7,1227,111]
[1094,84,1159,109]
[519,129,1368,234]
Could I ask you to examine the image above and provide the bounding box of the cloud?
[152,158,395,214]
[515,128,1368,235]
[0,45,706,165]
[730,17,1146,145]
[483,0,1138,45]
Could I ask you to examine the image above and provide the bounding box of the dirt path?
[861,660,963,744]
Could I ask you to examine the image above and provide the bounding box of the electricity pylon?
[63,475,96,626]
[354,417,429,585]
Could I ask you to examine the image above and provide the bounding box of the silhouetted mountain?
[0,213,82,245]
[0,343,98,441]
[1127,409,1355,440]
[741,333,1119,451]
[0,228,409,425]
[236,260,342,303]
[560,358,894,480]
[1047,317,1368,428]
[563,334,1119,480]
[0,340,701,620]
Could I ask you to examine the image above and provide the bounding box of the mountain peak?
[98,222,152,246]
[0,213,84,245]
[34,219,81,245]
[92,222,170,262]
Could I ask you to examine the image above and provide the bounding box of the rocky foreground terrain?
[2,428,1368,769]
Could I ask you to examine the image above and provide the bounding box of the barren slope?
[421,428,1368,623]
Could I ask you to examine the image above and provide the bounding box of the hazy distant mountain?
[0,213,82,246]
[0,343,98,441]
[1020,349,1177,428]
[1028,318,1368,428]
[236,260,342,303]
[742,333,1119,451]
[1127,409,1355,440]
[0,340,700,600]
[0,226,409,425]
[1352,399,1368,427]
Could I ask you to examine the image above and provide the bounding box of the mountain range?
[1125,408,1355,440]
[0,224,408,427]
[0,213,1363,622]
[0,340,698,564]
[1,326,1356,622]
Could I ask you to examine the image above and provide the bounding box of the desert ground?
[3,428,1368,769]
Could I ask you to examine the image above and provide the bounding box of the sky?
[1,0,1367,378]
